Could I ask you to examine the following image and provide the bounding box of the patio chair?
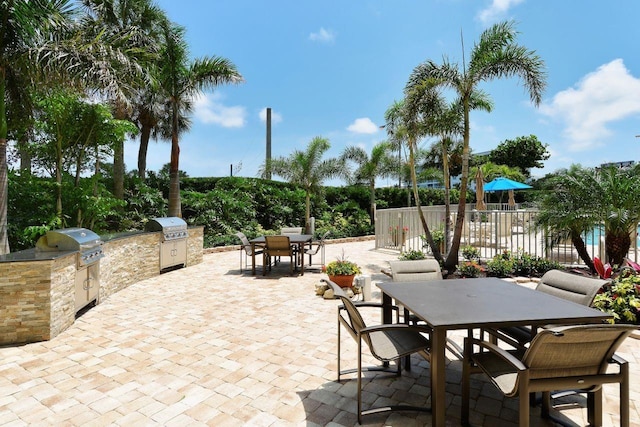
[462,324,636,427]
[280,227,303,235]
[235,231,263,272]
[486,270,608,350]
[388,259,443,282]
[304,230,330,266]
[263,235,297,276]
[322,279,432,424]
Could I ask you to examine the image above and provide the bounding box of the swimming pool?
[583,224,640,246]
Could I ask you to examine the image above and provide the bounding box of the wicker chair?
[462,324,636,427]
[235,232,263,272]
[323,279,432,423]
[263,235,297,276]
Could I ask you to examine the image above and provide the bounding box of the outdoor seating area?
[0,239,638,426]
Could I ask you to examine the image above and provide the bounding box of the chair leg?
[519,381,530,427]
[541,391,551,418]
[621,362,629,427]
[337,313,342,382]
[588,389,603,427]
[461,349,471,426]
[357,336,363,425]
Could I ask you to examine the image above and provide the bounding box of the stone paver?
[0,239,638,426]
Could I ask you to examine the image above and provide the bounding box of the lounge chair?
[322,279,432,424]
[462,324,636,427]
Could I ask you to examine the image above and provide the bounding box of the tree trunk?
[606,232,631,267]
[113,139,124,199]
[0,137,9,255]
[305,190,311,233]
[571,234,594,272]
[138,123,152,180]
[409,135,442,262]
[167,131,181,217]
[369,180,376,225]
[444,101,471,272]
[18,134,31,173]
[442,139,451,254]
[0,75,9,254]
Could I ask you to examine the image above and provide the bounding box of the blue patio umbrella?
[483,177,532,192]
[484,177,532,206]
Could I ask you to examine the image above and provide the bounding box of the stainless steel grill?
[146,217,188,271]
[36,228,103,312]
[146,217,188,241]
[36,228,104,267]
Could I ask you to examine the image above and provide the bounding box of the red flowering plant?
[592,258,640,324]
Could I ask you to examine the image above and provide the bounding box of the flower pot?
[328,274,355,288]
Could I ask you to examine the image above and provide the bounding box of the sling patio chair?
[235,231,264,273]
[263,235,297,276]
[322,279,432,423]
[462,324,637,427]
[304,230,330,266]
[280,226,303,235]
[485,270,608,351]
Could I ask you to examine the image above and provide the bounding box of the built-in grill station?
[146,217,188,272]
[36,228,104,313]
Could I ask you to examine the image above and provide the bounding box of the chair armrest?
[361,323,432,336]
[610,353,628,366]
[381,268,392,278]
[466,337,527,371]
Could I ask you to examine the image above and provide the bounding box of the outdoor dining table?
[377,277,612,426]
[249,234,313,275]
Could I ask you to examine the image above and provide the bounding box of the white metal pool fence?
[375,205,640,266]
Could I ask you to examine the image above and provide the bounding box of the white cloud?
[193,93,246,128]
[309,27,336,43]
[347,117,379,134]
[477,0,524,24]
[258,107,283,124]
[539,59,640,151]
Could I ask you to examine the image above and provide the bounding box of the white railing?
[375,205,639,265]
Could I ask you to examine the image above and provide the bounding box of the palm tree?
[80,0,168,197]
[342,142,396,225]
[158,21,242,217]
[261,136,346,233]
[406,20,546,272]
[0,1,82,254]
[536,165,640,269]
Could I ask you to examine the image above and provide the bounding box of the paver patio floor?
[0,239,638,426]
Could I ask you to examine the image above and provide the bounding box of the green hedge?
[8,173,467,250]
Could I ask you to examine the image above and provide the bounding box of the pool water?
[583,225,640,246]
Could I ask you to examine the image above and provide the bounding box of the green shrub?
[462,245,480,261]
[458,260,484,278]
[592,272,640,324]
[399,249,426,260]
[486,256,514,277]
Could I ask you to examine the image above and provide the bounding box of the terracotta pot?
[328,274,355,288]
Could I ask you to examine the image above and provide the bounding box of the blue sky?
[129,0,640,186]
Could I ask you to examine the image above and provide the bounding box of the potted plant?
[323,251,362,288]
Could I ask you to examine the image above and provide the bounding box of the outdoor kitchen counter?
[0,247,76,263]
[0,226,204,345]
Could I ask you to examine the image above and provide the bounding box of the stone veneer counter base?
[0,227,203,345]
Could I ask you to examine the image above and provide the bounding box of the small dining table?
[249,234,313,275]
[377,277,612,426]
